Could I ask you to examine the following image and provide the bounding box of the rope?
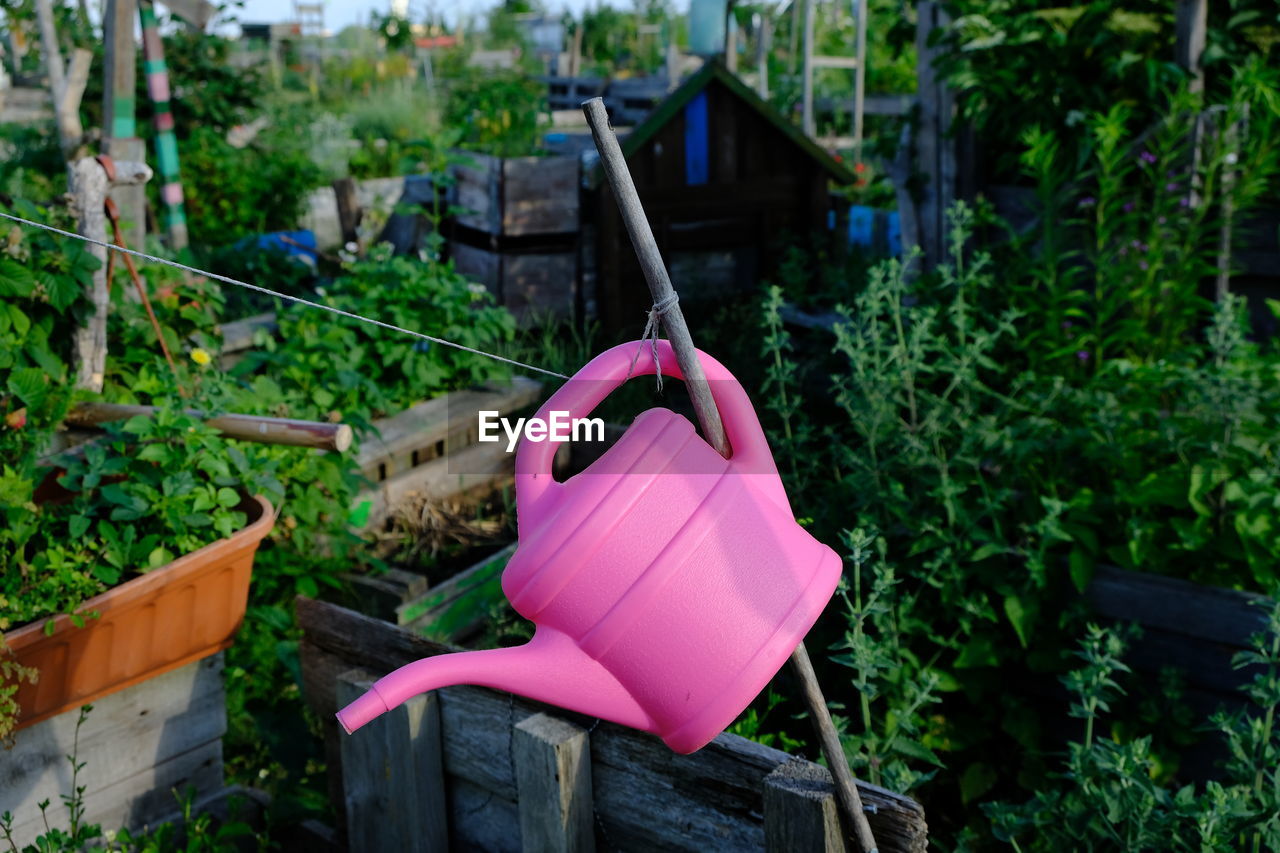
[627,292,678,392]
[0,209,570,381]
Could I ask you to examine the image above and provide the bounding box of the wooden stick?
[67,402,353,453]
[581,97,879,853]
[580,98,728,457]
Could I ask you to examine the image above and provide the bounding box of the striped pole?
[139,0,188,249]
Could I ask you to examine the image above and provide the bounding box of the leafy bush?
[1005,62,1280,372]
[934,0,1279,179]
[443,68,546,157]
[231,246,516,425]
[758,200,1280,837]
[987,610,1280,852]
[180,126,325,246]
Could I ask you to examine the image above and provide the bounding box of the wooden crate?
[450,241,578,323]
[452,153,581,239]
[1,656,228,847]
[297,597,929,853]
[351,378,543,531]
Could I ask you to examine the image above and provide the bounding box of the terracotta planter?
[5,495,275,731]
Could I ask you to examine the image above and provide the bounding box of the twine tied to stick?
[628,292,679,392]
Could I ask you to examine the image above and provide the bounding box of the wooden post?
[513,713,595,853]
[755,15,770,99]
[581,97,879,853]
[333,177,362,247]
[1215,108,1243,301]
[103,0,146,250]
[801,0,816,136]
[725,6,738,73]
[1175,0,1207,94]
[571,23,583,78]
[765,759,848,853]
[139,0,188,250]
[70,157,151,392]
[914,1,956,270]
[337,670,449,853]
[852,0,867,164]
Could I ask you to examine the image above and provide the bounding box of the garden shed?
[587,59,855,335]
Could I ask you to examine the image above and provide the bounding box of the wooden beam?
[338,670,449,853]
[514,713,595,853]
[765,759,848,853]
[103,0,146,249]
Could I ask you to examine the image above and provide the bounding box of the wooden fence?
[297,596,928,853]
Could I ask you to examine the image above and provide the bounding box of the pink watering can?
[337,340,841,754]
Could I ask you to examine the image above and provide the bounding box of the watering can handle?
[516,340,786,515]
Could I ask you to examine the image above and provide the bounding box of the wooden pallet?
[1,656,227,847]
[297,597,928,853]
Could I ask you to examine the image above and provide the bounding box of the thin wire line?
[0,209,570,381]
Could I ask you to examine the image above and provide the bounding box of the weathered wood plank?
[295,597,928,853]
[501,251,578,322]
[7,739,226,845]
[454,152,503,235]
[398,543,516,637]
[340,568,430,625]
[503,157,580,237]
[218,311,278,354]
[764,759,847,853]
[1,655,225,814]
[338,670,448,853]
[1086,564,1270,649]
[514,713,595,853]
[448,776,521,853]
[354,378,542,479]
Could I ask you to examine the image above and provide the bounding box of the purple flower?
[1122,202,1135,213]
[1119,247,1128,256]
[1131,239,1142,248]
[1180,197,1191,208]
[1076,350,1091,362]
[1140,150,1157,165]
[1061,321,1074,330]
[1139,260,1149,271]
[1165,182,1179,192]
[1157,216,1167,225]
[1078,196,1096,208]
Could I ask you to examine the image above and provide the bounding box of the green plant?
[1,705,101,853]
[232,246,515,424]
[1007,62,1280,372]
[180,125,325,247]
[830,528,943,794]
[443,68,546,158]
[0,704,257,853]
[934,0,1279,181]
[985,607,1280,852]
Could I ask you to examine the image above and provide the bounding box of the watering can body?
[338,340,841,754]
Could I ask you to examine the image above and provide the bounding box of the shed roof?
[588,59,857,188]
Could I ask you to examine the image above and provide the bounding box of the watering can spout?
[336,627,652,736]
